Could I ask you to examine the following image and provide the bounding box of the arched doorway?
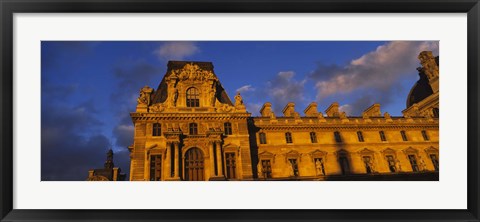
[184,148,204,181]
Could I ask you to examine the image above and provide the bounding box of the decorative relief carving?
[418,51,439,80]
[137,85,153,105]
[149,103,165,112]
[172,63,216,81]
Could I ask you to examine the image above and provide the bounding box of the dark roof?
[151,61,233,106]
[406,56,438,108]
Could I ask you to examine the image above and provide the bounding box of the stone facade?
[128,52,439,181]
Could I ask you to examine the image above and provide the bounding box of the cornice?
[130,112,251,121]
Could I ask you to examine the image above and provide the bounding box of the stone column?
[173,142,180,179]
[216,141,224,177]
[165,142,171,178]
[209,142,216,176]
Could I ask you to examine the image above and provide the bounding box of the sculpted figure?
[384,112,391,119]
[173,88,179,107]
[234,92,244,107]
[137,86,153,105]
[257,161,263,178]
[315,159,323,176]
[419,156,427,171]
[418,51,439,79]
[289,161,295,176]
[210,89,216,106]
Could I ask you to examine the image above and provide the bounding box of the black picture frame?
[1,0,479,221]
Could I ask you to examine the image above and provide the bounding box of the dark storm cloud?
[41,101,111,181]
[109,60,163,161]
[110,60,162,105]
[309,41,439,112]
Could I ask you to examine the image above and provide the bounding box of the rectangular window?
[189,123,198,135]
[422,130,429,141]
[152,123,161,136]
[430,154,439,171]
[339,156,349,175]
[225,153,236,179]
[310,132,318,143]
[408,155,419,172]
[386,155,396,172]
[285,132,293,144]
[289,159,299,176]
[224,122,232,135]
[261,160,272,178]
[400,131,408,141]
[259,133,267,144]
[357,131,364,142]
[334,131,342,143]
[149,155,162,181]
[379,131,387,141]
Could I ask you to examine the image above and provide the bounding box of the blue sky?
[41,41,439,181]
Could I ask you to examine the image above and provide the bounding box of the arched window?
[310,132,317,143]
[224,122,232,135]
[189,123,198,135]
[285,132,293,144]
[259,132,267,144]
[357,131,364,142]
[152,123,161,136]
[334,131,342,143]
[186,87,200,107]
[400,131,408,141]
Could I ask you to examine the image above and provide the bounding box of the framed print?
[1,0,479,221]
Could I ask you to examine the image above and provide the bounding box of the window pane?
[334,132,342,143]
[401,131,408,141]
[259,133,267,144]
[357,131,364,142]
[286,132,292,143]
[186,87,200,107]
[422,130,429,141]
[310,132,317,143]
[224,122,232,135]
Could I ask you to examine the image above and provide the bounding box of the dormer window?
[186,87,200,107]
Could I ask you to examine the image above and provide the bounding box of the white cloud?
[339,104,353,115]
[236,85,255,93]
[153,42,199,60]
[267,71,306,113]
[313,41,439,100]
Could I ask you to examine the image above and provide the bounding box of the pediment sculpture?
[171,63,216,81]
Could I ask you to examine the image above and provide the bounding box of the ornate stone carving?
[137,85,153,105]
[149,103,165,112]
[209,87,217,107]
[418,51,439,80]
[173,63,216,81]
[217,104,235,113]
[234,92,244,107]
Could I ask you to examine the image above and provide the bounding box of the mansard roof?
[150,61,233,106]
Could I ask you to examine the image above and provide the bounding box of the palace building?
[126,51,439,181]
